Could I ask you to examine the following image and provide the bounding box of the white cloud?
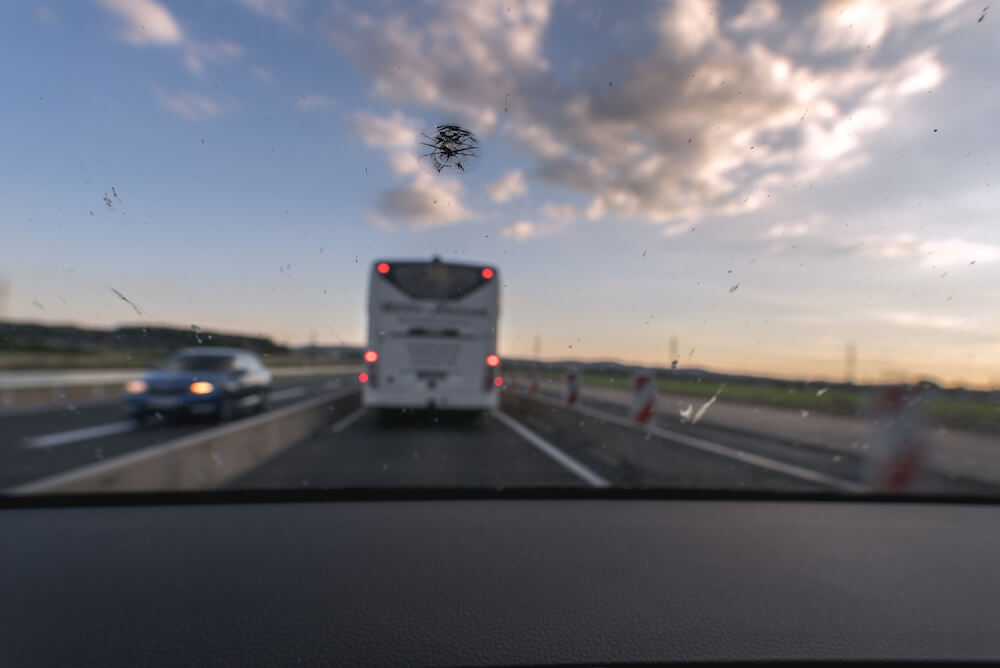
[502,220,539,241]
[878,311,967,331]
[857,237,1000,267]
[487,170,527,203]
[151,86,229,121]
[353,110,418,149]
[96,0,182,45]
[326,0,957,231]
[538,202,576,222]
[815,0,967,52]
[728,0,780,32]
[766,223,809,238]
[297,93,336,111]
[659,0,719,56]
[377,172,475,229]
[233,0,302,23]
[250,65,274,83]
[96,0,245,77]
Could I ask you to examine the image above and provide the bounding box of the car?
[125,348,272,423]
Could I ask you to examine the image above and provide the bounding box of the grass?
[536,369,998,433]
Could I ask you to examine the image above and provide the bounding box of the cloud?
[353,110,418,149]
[878,311,966,331]
[502,220,539,241]
[233,0,301,23]
[250,65,274,83]
[487,170,527,203]
[814,0,966,52]
[538,202,576,222]
[766,223,809,238]
[151,86,230,121]
[325,0,960,231]
[857,237,1000,267]
[376,173,474,229]
[727,0,780,32]
[297,93,336,111]
[96,0,182,45]
[96,0,244,76]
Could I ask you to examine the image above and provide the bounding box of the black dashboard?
[3,493,999,666]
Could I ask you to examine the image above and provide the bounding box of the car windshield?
[2,1,998,498]
[161,355,235,373]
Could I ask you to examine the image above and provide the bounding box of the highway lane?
[233,402,838,491]
[530,387,997,494]
[232,409,596,488]
[0,375,351,490]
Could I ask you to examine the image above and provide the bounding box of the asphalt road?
[0,375,350,490]
[233,402,841,492]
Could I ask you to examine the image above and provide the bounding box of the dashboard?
[2,493,999,666]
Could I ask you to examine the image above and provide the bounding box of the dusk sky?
[2,0,999,386]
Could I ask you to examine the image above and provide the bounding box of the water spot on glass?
[212,452,224,468]
[800,410,810,418]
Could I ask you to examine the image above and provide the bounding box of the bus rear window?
[379,263,492,300]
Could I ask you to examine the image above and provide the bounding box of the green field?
[536,370,998,433]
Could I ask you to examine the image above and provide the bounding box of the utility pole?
[669,336,679,369]
[533,334,542,360]
[845,342,857,384]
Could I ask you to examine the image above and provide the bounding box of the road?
[0,375,349,490]
[4,377,998,495]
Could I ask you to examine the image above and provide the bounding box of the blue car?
[126,348,272,423]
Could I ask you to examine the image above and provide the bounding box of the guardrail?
[0,365,361,408]
[8,387,361,494]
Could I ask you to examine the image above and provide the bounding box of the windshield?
[161,355,234,373]
[2,0,998,498]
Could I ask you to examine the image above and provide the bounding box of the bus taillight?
[364,350,378,363]
[377,262,390,274]
[494,377,504,387]
[486,354,500,367]
[481,267,494,279]
[358,372,369,383]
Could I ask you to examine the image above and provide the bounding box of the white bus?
[361,257,502,413]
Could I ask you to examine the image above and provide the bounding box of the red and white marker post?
[630,370,657,426]
[566,368,581,406]
[866,385,927,492]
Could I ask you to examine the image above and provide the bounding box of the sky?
[1,0,999,386]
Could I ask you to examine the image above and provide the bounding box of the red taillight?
[486,354,500,367]
[494,377,504,387]
[364,350,378,363]
[481,267,494,279]
[377,262,390,274]
[358,372,369,383]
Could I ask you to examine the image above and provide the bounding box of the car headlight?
[125,380,148,394]
[189,381,214,395]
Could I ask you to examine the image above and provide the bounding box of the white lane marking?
[269,386,308,402]
[491,409,610,488]
[331,407,366,433]
[525,392,867,492]
[23,420,136,449]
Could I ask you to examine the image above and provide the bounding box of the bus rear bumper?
[362,388,498,411]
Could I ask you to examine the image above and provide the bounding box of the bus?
[361,257,502,413]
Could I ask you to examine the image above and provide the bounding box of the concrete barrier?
[8,388,360,494]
